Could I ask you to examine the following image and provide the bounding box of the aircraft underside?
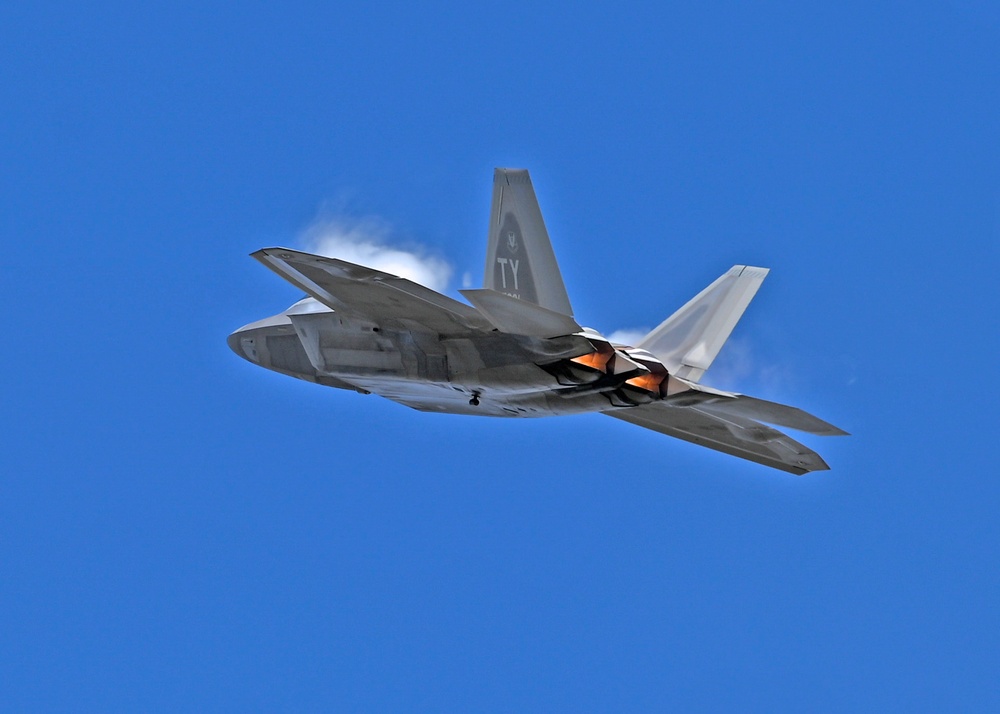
[230,168,847,474]
[228,302,650,418]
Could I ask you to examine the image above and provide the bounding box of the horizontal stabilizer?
[461,288,581,338]
[638,265,769,382]
[605,402,829,475]
[696,395,849,436]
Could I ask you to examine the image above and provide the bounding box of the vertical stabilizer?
[637,265,769,382]
[484,168,574,316]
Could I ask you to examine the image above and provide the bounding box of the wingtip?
[253,246,292,255]
[251,247,277,259]
[796,461,831,476]
[252,247,308,263]
[787,449,832,475]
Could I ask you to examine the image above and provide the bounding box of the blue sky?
[2,1,998,710]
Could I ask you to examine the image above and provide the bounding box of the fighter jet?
[229,168,847,474]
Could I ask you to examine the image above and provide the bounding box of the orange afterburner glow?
[570,350,612,371]
[625,372,666,393]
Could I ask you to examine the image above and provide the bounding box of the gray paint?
[484,169,573,316]
[229,169,846,474]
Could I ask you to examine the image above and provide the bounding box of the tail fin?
[484,168,574,317]
[637,265,769,382]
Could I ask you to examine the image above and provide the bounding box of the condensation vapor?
[301,215,453,292]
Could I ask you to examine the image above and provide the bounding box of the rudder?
[484,168,574,317]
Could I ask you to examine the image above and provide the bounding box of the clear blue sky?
[2,2,998,710]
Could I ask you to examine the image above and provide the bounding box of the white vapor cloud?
[606,328,649,346]
[707,336,794,396]
[705,336,754,386]
[300,215,453,292]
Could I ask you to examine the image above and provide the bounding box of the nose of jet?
[227,312,298,365]
[228,325,260,363]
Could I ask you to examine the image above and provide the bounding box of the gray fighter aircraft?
[229,168,847,474]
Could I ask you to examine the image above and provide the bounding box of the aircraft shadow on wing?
[230,169,847,475]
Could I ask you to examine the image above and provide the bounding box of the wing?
[253,248,492,335]
[605,402,830,475]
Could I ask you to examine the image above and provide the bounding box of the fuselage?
[228,298,671,418]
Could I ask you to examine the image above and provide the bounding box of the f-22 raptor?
[229,169,847,474]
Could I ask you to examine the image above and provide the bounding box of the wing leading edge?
[696,395,849,437]
[253,248,492,335]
